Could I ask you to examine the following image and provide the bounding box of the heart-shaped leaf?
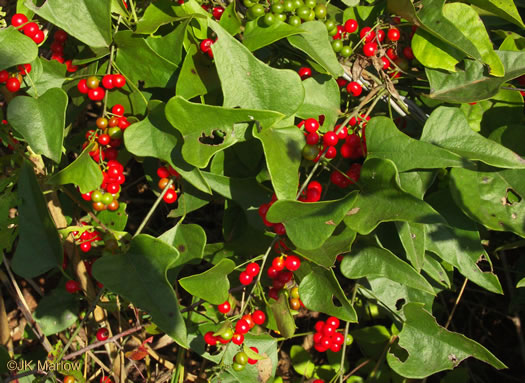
[299,267,357,322]
[135,0,180,34]
[296,75,341,131]
[266,192,358,250]
[26,0,112,48]
[0,27,38,71]
[340,243,435,295]
[7,88,67,163]
[92,235,187,347]
[47,143,103,194]
[159,223,207,271]
[179,258,235,305]
[208,20,304,117]
[386,303,506,378]
[34,288,78,336]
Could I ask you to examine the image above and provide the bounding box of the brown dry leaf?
[257,353,273,382]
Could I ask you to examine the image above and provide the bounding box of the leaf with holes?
[299,267,357,322]
[165,96,283,168]
[92,235,187,347]
[341,243,435,295]
[386,303,506,378]
[179,258,235,305]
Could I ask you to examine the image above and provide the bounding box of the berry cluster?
[77,74,126,102]
[156,164,180,204]
[258,194,286,235]
[72,226,101,253]
[201,4,225,20]
[313,316,345,353]
[242,0,327,27]
[0,66,24,93]
[81,159,125,212]
[49,29,78,72]
[239,262,260,285]
[267,255,301,301]
[10,13,45,44]
[232,347,259,371]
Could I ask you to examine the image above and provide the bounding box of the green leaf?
[7,88,67,163]
[165,96,283,168]
[287,21,344,78]
[0,26,38,71]
[146,21,187,67]
[395,222,426,272]
[386,0,482,62]
[96,202,128,231]
[253,125,304,201]
[294,224,356,267]
[243,19,302,52]
[26,0,111,48]
[92,235,187,347]
[159,223,207,270]
[114,30,179,88]
[270,291,296,338]
[467,0,525,29]
[12,161,62,279]
[517,277,525,288]
[426,50,525,103]
[266,192,358,250]
[47,144,103,194]
[343,158,445,235]
[290,345,315,378]
[366,117,465,172]
[386,303,506,378]
[449,165,525,238]
[412,28,465,72]
[135,0,179,34]
[422,252,451,288]
[421,106,525,169]
[225,334,278,381]
[176,44,219,100]
[25,58,67,98]
[219,3,242,36]
[34,288,78,336]
[179,258,234,305]
[209,20,304,117]
[441,3,504,77]
[299,267,358,322]
[123,102,211,194]
[341,243,435,295]
[296,75,341,131]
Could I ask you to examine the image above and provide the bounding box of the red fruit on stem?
[96,328,109,342]
[218,301,231,314]
[6,78,21,92]
[346,81,362,97]
[252,310,266,325]
[112,74,126,88]
[344,19,358,33]
[360,27,375,42]
[65,280,81,293]
[102,74,114,89]
[245,262,260,277]
[11,14,28,28]
[239,271,253,285]
[298,67,312,80]
[363,42,378,57]
[387,27,400,41]
[284,255,301,271]
[304,118,320,133]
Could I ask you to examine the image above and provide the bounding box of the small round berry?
[323,131,338,147]
[252,310,266,325]
[360,27,375,42]
[200,39,213,53]
[344,19,358,33]
[65,280,81,293]
[324,145,337,159]
[333,332,345,345]
[291,286,300,299]
[17,63,31,75]
[32,30,45,44]
[289,297,301,310]
[247,346,259,365]
[99,377,113,383]
[77,79,89,94]
[98,134,110,146]
[273,222,286,235]
[234,351,249,365]
[381,56,391,70]
[163,189,178,204]
[267,266,279,279]
[232,333,244,345]
[102,74,114,89]
[268,287,280,300]
[54,30,68,43]
[157,166,170,179]
[298,67,312,80]
[204,331,217,346]
[376,29,385,42]
[284,255,301,271]
[403,46,415,60]
[245,262,260,277]
[272,257,285,271]
[111,104,125,116]
[64,376,76,383]
[50,41,64,54]
[212,6,225,19]
[306,131,320,145]
[387,27,401,41]
[158,177,170,190]
[386,47,398,60]
[239,271,253,285]
[0,70,8,83]
[88,87,106,101]
[217,300,231,314]
[235,319,250,335]
[326,316,340,328]
[6,77,21,92]
[113,74,126,88]
[314,320,325,332]
[79,241,92,253]
[65,60,78,72]
[346,81,362,97]
[241,314,255,329]
[86,76,100,89]
[363,42,378,57]
[11,13,28,28]
[96,328,109,341]
[304,118,320,133]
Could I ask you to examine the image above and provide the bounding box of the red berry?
[363,42,378,57]
[102,74,114,89]
[273,223,286,235]
[403,46,414,60]
[376,29,385,42]
[11,13,28,28]
[65,280,81,293]
[242,314,255,329]
[304,118,320,133]
[333,332,345,345]
[32,30,45,44]
[313,332,323,344]
[50,41,64,54]
[386,48,398,60]
[381,56,390,70]
[323,324,336,337]
[267,266,279,279]
[298,67,312,80]
[346,81,362,97]
[0,70,8,83]
[314,321,325,332]
[100,377,113,383]
[268,287,280,300]
[6,78,20,93]
[307,181,322,194]
[204,331,217,346]
[306,132,320,145]
[247,347,259,365]
[118,116,130,130]
[77,79,89,94]
[360,27,375,42]
[252,310,266,325]
[81,191,92,201]
[54,30,68,43]
[163,189,178,204]
[330,343,341,352]
[387,27,400,41]
[324,145,337,159]
[346,163,362,184]
[65,60,79,73]
[306,187,321,202]
[235,319,250,335]
[344,19,358,33]
[212,6,225,19]
[111,104,125,116]
[284,255,301,271]
[217,301,231,314]
[272,257,285,271]
[113,74,126,88]
[23,22,39,38]
[106,183,120,194]
[245,262,260,277]
[79,241,92,253]
[17,63,31,75]
[96,328,109,342]
[239,271,253,285]
[326,316,340,328]
[200,39,213,53]
[323,131,338,147]
[232,333,244,345]
[88,87,105,101]
[98,134,111,146]
[335,125,348,140]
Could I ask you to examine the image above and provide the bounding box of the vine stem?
[444,277,468,329]
[134,179,174,237]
